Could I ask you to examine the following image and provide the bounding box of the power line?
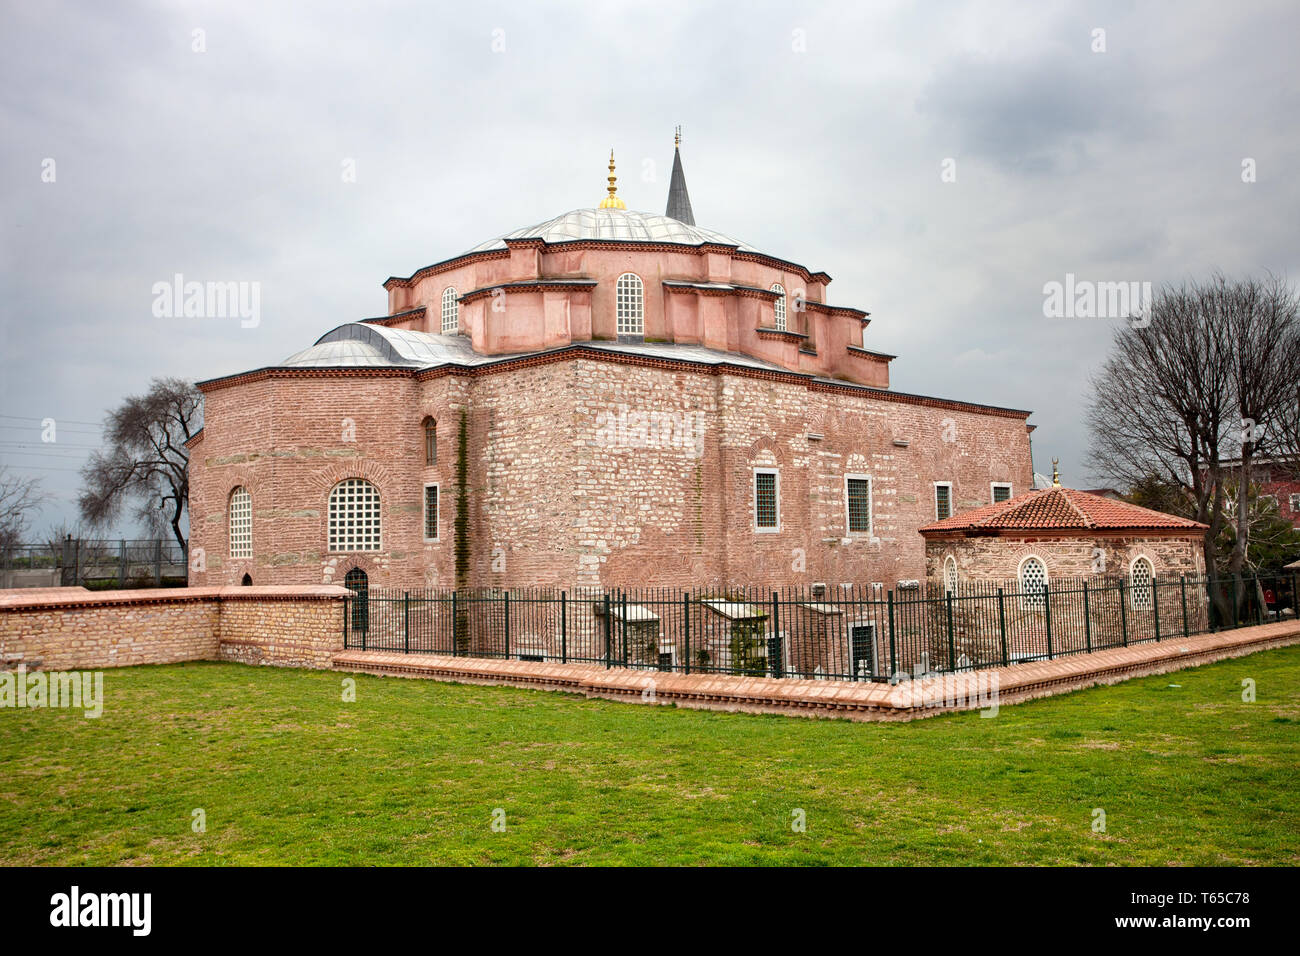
[0,414,105,428]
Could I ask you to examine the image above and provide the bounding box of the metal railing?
[0,538,188,589]
[341,573,1297,681]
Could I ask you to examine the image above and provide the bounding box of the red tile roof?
[918,487,1208,535]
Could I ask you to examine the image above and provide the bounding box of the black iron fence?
[0,538,188,589]
[342,572,1297,681]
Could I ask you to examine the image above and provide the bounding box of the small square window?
[992,482,1012,504]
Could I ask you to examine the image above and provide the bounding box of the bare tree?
[1086,280,1233,577]
[0,466,47,551]
[78,378,202,552]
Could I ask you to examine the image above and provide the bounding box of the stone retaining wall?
[0,586,348,671]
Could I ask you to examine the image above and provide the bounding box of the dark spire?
[665,126,695,225]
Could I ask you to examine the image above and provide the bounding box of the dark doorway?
[344,567,369,635]
[241,573,252,586]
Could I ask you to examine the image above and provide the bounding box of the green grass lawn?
[2,647,1298,866]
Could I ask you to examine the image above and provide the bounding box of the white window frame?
[991,482,1013,504]
[943,555,958,595]
[1129,554,1154,611]
[772,283,787,331]
[423,482,440,542]
[754,467,781,533]
[441,287,458,334]
[934,481,954,521]
[1290,493,1300,513]
[616,273,644,336]
[327,478,382,553]
[229,486,252,559]
[1018,554,1048,610]
[844,473,872,535]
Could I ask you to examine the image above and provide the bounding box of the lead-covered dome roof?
[463,207,757,254]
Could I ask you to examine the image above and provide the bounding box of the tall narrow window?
[992,482,1012,504]
[229,487,252,558]
[328,478,381,552]
[441,287,458,334]
[616,273,644,336]
[1019,556,1047,609]
[845,474,871,533]
[943,555,958,595]
[772,283,787,331]
[935,482,953,521]
[1130,556,1154,610]
[423,484,439,541]
[423,416,437,465]
[754,469,779,531]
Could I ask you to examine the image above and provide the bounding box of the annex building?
[188,140,1037,594]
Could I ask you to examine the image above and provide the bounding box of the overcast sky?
[3,0,1298,538]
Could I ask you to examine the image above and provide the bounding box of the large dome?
[464,207,757,255]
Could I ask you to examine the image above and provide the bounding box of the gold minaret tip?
[599,148,626,209]
[1051,458,1061,487]
[675,125,681,148]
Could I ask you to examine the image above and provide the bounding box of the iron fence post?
[344,596,350,649]
[621,591,628,666]
[604,592,612,669]
[118,538,126,589]
[504,591,510,660]
[683,592,691,675]
[1230,576,1238,629]
[1181,575,1189,638]
[997,587,1008,666]
[887,590,897,680]
[1082,580,1092,653]
[451,591,458,656]
[1118,579,1128,646]
[945,592,956,672]
[770,591,781,680]
[1043,582,1053,659]
[404,591,410,653]
[560,591,568,664]
[1151,577,1160,641]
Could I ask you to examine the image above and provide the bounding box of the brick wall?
[191,353,1033,593]
[0,586,348,671]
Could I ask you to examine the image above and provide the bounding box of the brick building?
[188,143,1036,594]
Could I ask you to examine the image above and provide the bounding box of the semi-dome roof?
[464,207,757,254]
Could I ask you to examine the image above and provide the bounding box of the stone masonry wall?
[0,586,348,671]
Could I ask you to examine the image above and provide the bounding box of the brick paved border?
[332,620,1300,721]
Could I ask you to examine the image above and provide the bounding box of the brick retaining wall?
[0,586,348,670]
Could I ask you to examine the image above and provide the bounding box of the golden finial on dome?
[1051,458,1061,487]
[599,148,626,209]
[675,125,681,148]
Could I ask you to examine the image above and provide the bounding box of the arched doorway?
[344,567,369,635]
[241,573,253,586]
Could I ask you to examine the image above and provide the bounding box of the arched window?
[1130,556,1154,610]
[1019,555,1048,609]
[423,416,437,466]
[441,287,459,334]
[943,555,958,595]
[328,478,381,552]
[772,283,787,331]
[229,486,252,558]
[616,273,644,336]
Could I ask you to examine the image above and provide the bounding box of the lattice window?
[1019,556,1047,609]
[229,487,252,559]
[424,484,439,540]
[846,476,871,533]
[772,283,787,331]
[423,417,437,466]
[441,287,458,334]
[992,483,1012,503]
[944,555,958,595]
[328,478,381,552]
[1291,493,1300,513]
[755,470,779,530]
[616,273,644,335]
[935,483,953,520]
[1130,556,1153,610]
